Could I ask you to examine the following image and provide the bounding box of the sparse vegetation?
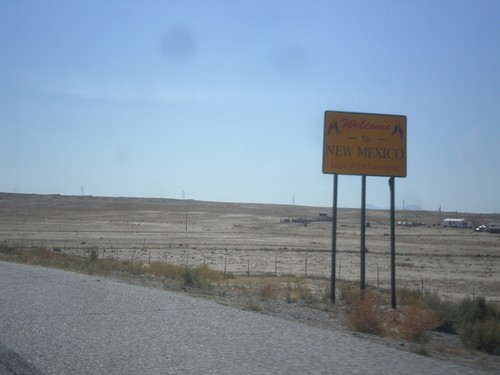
[88,247,99,262]
[387,305,443,342]
[393,288,500,353]
[461,319,500,355]
[338,283,500,352]
[182,264,224,289]
[345,291,385,335]
[458,297,500,354]
[0,245,227,287]
[259,283,275,299]
[284,277,312,303]
[338,280,361,304]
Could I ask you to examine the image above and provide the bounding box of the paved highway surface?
[0,262,482,374]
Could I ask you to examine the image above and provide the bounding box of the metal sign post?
[360,175,366,292]
[330,174,338,302]
[389,177,396,308]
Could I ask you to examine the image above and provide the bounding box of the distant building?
[442,218,471,228]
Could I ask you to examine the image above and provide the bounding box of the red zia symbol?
[391,125,404,140]
[327,121,340,135]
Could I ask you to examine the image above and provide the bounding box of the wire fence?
[1,238,493,301]
[2,238,332,278]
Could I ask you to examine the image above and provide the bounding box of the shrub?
[321,287,331,303]
[458,296,498,326]
[456,297,500,355]
[460,319,500,355]
[259,283,275,299]
[183,267,202,287]
[147,261,184,279]
[398,288,424,307]
[398,288,457,335]
[182,265,223,289]
[121,261,146,276]
[398,288,442,310]
[346,293,385,335]
[0,244,17,254]
[345,288,444,341]
[338,281,360,304]
[88,247,99,262]
[390,305,443,342]
[285,282,312,303]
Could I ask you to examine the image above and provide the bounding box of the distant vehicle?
[487,223,500,234]
[475,225,487,232]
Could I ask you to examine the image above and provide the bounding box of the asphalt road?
[0,262,482,374]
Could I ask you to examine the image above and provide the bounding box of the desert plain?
[0,192,498,302]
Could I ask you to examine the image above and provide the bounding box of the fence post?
[305,257,308,278]
[247,259,250,276]
[274,257,277,276]
[377,266,380,288]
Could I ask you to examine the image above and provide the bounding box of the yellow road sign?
[323,111,407,177]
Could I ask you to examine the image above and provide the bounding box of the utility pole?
[185,200,188,232]
[439,205,442,235]
[182,191,188,232]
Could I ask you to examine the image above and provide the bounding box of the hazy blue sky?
[1,0,499,213]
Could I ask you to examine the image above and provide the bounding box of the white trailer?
[442,218,471,228]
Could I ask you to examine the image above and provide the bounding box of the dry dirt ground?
[1,193,500,372]
[1,193,498,302]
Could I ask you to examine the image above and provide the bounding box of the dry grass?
[259,283,275,299]
[345,291,386,335]
[386,305,443,342]
[0,246,227,287]
[343,285,443,342]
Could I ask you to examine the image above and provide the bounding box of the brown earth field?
[1,192,499,302]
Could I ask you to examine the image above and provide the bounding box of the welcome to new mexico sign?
[323,111,407,177]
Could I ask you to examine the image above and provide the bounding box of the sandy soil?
[0,192,499,302]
